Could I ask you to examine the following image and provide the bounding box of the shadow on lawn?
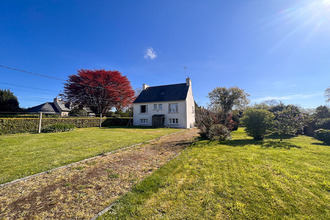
[262,140,301,149]
[221,139,263,147]
[312,142,329,146]
[221,139,301,149]
[266,134,295,140]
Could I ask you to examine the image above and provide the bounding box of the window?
[140,119,148,124]
[154,104,158,110]
[159,104,163,110]
[169,118,178,124]
[140,105,147,113]
[169,103,178,113]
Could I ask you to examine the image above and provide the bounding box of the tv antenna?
[184,66,187,79]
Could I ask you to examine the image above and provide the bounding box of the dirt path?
[0,128,199,219]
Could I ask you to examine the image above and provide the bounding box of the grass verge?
[0,127,178,184]
[99,128,330,219]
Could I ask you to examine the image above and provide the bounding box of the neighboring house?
[133,77,195,128]
[27,98,95,117]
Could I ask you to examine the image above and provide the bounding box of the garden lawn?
[100,128,330,219]
[0,127,178,184]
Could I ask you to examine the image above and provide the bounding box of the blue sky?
[1,0,329,109]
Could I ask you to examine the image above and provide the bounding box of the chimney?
[186,77,191,87]
[142,84,149,90]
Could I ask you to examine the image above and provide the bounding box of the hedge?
[314,129,330,145]
[316,118,330,130]
[102,118,131,127]
[0,118,104,135]
[42,124,75,133]
[0,117,133,135]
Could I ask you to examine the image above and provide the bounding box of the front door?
[152,115,165,128]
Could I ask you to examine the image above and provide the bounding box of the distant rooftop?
[26,102,59,114]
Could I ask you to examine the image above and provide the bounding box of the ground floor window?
[169,118,178,124]
[140,119,148,124]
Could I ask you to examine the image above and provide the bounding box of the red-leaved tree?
[63,69,135,114]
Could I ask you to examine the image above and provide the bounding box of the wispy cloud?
[252,92,323,102]
[144,47,157,60]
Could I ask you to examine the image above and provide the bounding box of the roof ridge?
[147,83,186,88]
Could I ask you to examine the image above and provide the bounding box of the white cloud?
[252,92,323,102]
[144,47,157,60]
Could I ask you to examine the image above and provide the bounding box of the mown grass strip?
[0,127,178,184]
[99,128,330,219]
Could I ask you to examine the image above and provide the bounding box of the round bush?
[242,108,275,140]
[314,129,330,145]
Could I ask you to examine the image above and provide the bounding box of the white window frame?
[140,119,148,124]
[169,118,178,124]
[159,104,163,110]
[140,105,148,114]
[169,103,178,113]
[154,104,158,110]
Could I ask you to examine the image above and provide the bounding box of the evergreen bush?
[314,129,330,145]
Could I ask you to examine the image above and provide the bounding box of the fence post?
[38,112,43,133]
[99,113,102,128]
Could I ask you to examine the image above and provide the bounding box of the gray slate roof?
[133,83,189,103]
[54,98,71,111]
[26,102,59,114]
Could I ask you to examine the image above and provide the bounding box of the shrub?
[314,129,330,145]
[195,108,217,139]
[208,124,231,141]
[195,108,236,139]
[41,124,75,133]
[316,118,330,130]
[273,105,306,140]
[0,118,103,135]
[242,108,275,140]
[102,118,130,126]
[69,108,88,117]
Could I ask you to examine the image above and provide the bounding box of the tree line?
[196,86,330,145]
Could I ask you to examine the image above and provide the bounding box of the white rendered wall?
[133,101,187,128]
[185,82,195,128]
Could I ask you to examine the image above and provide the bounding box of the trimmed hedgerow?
[314,129,330,145]
[101,118,130,127]
[41,124,75,133]
[0,118,104,135]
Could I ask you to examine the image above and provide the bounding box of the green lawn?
[0,127,178,184]
[100,128,330,219]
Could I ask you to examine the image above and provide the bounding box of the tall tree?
[0,89,20,112]
[326,87,330,102]
[63,69,135,114]
[314,105,330,119]
[208,86,250,114]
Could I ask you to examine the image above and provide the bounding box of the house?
[27,98,95,117]
[133,77,195,128]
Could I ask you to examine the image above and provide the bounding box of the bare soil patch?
[0,128,198,219]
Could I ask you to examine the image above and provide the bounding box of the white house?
[133,77,195,128]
